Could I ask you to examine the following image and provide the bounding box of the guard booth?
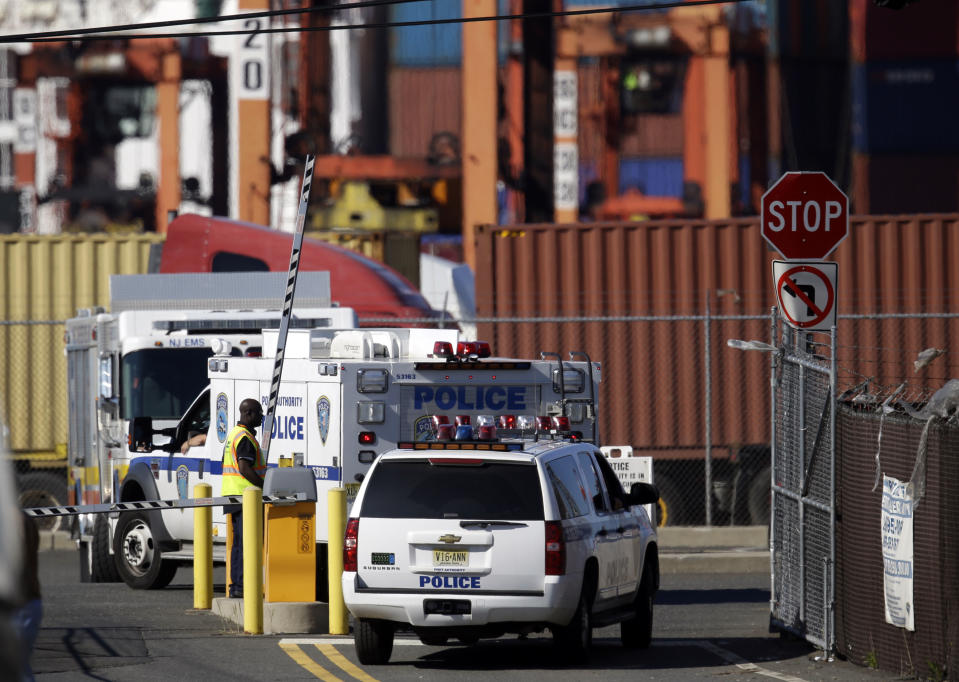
[263,467,317,602]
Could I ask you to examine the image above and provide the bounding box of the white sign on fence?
[881,475,915,631]
[600,446,654,522]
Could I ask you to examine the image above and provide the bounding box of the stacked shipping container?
[848,0,959,214]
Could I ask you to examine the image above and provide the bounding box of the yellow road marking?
[279,642,342,681]
[316,644,379,682]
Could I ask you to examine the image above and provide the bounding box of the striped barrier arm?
[262,154,316,459]
[23,492,309,519]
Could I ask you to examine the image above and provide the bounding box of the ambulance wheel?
[91,514,121,583]
[354,619,394,665]
[18,472,66,533]
[113,512,178,589]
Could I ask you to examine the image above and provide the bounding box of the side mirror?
[98,356,116,402]
[630,482,660,506]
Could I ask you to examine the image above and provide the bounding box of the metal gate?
[770,314,836,653]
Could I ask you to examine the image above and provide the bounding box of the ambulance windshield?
[120,348,213,420]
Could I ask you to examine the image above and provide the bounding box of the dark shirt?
[235,431,257,463]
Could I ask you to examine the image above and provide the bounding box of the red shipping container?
[850,0,959,62]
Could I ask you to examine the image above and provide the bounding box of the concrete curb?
[38,531,74,552]
[660,550,769,574]
[212,597,330,635]
[657,525,768,550]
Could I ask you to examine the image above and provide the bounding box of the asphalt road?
[29,549,905,682]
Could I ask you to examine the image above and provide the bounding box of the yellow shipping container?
[0,232,162,458]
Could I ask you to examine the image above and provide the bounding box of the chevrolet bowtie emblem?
[438,534,461,544]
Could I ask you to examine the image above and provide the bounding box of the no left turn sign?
[772,260,838,331]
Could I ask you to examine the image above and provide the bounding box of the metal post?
[243,487,263,634]
[704,294,713,526]
[828,326,837,654]
[193,483,213,610]
[798,354,806,624]
[328,488,349,635]
[768,306,778,610]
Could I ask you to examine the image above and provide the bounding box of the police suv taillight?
[344,518,359,572]
[545,521,565,575]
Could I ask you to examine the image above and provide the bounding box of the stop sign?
[761,172,849,259]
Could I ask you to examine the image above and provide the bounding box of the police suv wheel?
[553,586,592,661]
[621,561,654,649]
[354,619,394,665]
[113,512,178,590]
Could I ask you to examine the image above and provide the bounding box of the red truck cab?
[159,214,437,324]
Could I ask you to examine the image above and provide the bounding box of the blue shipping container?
[390,1,462,66]
[618,157,684,197]
[390,0,512,67]
[852,60,959,154]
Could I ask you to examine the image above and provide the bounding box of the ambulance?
[65,271,356,585]
[120,324,601,591]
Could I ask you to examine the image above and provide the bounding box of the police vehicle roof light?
[454,424,474,440]
[455,415,471,426]
[456,341,490,359]
[436,424,454,441]
[497,415,516,429]
[516,415,535,431]
[398,441,521,451]
[476,424,496,441]
[552,416,571,431]
[433,341,454,358]
[535,416,552,432]
[432,415,450,426]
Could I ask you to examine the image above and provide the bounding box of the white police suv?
[341,437,660,664]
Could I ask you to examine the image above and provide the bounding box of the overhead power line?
[0,0,422,43]
[0,0,750,45]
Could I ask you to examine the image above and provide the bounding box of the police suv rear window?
[359,460,544,521]
[546,455,590,519]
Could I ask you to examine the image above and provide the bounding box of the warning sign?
[772,260,838,332]
[881,475,914,631]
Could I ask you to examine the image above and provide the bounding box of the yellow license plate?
[433,549,469,566]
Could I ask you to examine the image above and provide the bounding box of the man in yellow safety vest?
[222,398,266,598]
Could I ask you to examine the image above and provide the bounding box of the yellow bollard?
[243,486,263,634]
[193,483,213,610]
[327,488,349,635]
